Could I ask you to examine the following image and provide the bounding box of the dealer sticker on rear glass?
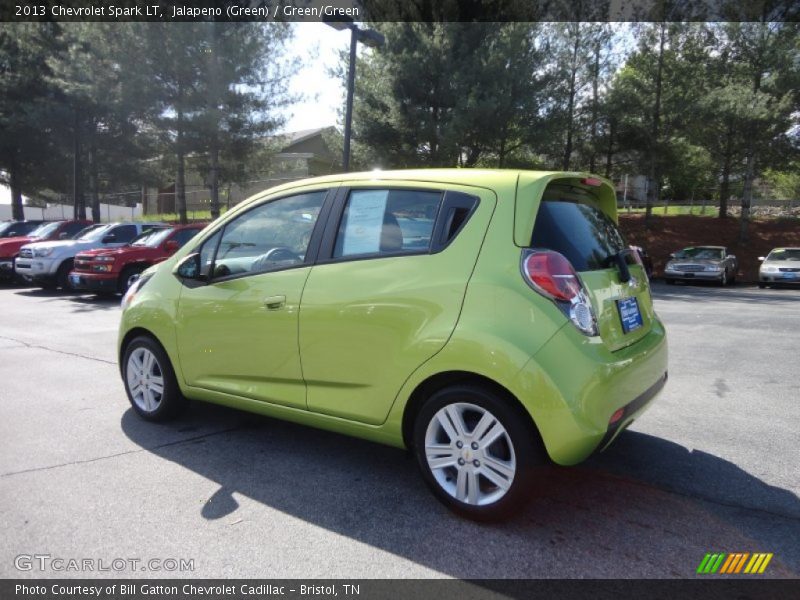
[617,296,643,334]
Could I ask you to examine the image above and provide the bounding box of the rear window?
[530,198,627,271]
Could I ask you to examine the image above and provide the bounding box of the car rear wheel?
[122,336,185,421]
[413,384,543,521]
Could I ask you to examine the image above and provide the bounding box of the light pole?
[323,16,384,172]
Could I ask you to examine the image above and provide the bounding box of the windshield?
[0,223,12,236]
[674,247,724,260]
[29,222,60,239]
[75,224,111,241]
[131,228,171,248]
[767,248,800,261]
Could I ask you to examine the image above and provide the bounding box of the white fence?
[0,202,142,223]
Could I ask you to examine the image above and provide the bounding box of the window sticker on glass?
[341,190,389,256]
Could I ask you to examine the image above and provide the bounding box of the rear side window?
[170,228,201,248]
[62,222,90,237]
[111,225,138,243]
[333,189,441,258]
[530,199,627,271]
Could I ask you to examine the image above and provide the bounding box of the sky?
[279,23,352,133]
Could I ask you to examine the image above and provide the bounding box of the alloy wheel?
[424,402,516,506]
[126,347,165,413]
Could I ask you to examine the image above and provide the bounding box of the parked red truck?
[0,220,92,282]
[69,224,205,294]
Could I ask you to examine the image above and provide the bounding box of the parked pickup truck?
[16,222,164,290]
[70,224,206,294]
[0,220,92,282]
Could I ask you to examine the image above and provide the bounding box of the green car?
[118,169,668,520]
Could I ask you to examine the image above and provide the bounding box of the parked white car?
[758,247,800,288]
[16,222,164,289]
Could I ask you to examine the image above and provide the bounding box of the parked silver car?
[663,246,738,286]
[758,247,800,288]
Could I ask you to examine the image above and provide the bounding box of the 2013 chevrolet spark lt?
[119,169,668,520]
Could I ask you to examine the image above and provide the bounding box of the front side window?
[201,191,326,279]
[333,189,440,258]
[29,222,60,239]
[76,224,111,241]
[131,228,170,247]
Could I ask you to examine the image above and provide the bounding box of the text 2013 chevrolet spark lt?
[119,169,668,520]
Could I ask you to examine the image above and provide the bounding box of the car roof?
[259,169,601,195]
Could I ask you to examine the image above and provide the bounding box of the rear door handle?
[263,295,286,310]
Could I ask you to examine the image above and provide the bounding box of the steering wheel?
[251,247,302,272]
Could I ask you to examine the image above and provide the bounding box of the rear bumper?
[513,318,668,466]
[595,372,667,452]
[69,272,118,292]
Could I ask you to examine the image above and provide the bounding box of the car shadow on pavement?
[651,282,800,304]
[13,287,120,311]
[120,403,799,578]
[65,294,121,312]
[13,287,81,298]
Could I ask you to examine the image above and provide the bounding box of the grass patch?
[621,205,718,216]
[135,210,223,223]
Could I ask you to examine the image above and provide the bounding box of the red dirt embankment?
[618,215,800,283]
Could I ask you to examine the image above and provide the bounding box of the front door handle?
[263,295,286,310]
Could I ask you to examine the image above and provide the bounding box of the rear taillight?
[521,249,598,336]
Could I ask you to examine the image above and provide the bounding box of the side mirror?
[669,253,675,259]
[58,232,69,239]
[102,233,117,243]
[727,254,736,260]
[758,256,766,261]
[164,239,179,254]
[174,252,204,281]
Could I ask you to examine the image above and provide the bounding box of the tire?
[118,264,146,294]
[55,259,74,290]
[665,278,675,285]
[758,282,766,289]
[412,383,544,522]
[122,335,185,421]
[719,270,728,287]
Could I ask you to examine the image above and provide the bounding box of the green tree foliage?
[2,23,296,224]
[46,23,156,220]
[0,24,70,219]
[189,22,296,219]
[347,23,547,168]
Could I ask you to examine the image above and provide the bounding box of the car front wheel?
[413,384,543,521]
[122,336,185,421]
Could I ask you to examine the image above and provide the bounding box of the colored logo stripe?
[744,553,773,574]
[698,552,773,574]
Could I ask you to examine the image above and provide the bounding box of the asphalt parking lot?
[0,281,798,579]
